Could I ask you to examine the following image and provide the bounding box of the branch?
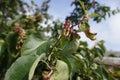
[94,57,120,68]
[103,57,120,68]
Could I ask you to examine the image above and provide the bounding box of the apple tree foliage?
[0,0,119,80]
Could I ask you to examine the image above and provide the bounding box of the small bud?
[13,21,20,27]
[36,14,44,21]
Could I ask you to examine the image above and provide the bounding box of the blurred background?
[29,0,120,54]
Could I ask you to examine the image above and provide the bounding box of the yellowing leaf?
[89,13,99,18]
[84,29,97,40]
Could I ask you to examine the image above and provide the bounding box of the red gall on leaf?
[63,25,69,31]
[78,22,81,29]
[62,20,71,38]
[70,27,74,34]
[65,19,71,26]
[16,27,26,39]
[16,27,23,35]
[63,19,71,30]
[62,20,81,39]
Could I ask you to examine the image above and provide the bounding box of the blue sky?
[28,0,120,51]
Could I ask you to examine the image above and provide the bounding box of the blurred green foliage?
[0,0,119,80]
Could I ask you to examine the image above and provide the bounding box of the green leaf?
[7,20,16,26]
[114,71,120,77]
[88,13,99,18]
[14,14,26,21]
[4,55,37,80]
[36,40,53,55]
[29,53,46,80]
[97,40,106,53]
[50,60,69,80]
[79,1,87,14]
[58,55,72,74]
[93,48,103,59]
[59,37,68,48]
[21,34,44,55]
[59,39,79,55]
[31,0,35,5]
[21,34,52,56]
[93,69,104,80]
[6,32,18,54]
[0,11,3,16]
[58,54,81,79]
[68,56,80,75]
[0,39,5,56]
[102,67,116,80]
[74,54,88,71]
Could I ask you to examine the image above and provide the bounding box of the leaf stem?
[47,35,62,61]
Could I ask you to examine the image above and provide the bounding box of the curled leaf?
[78,22,89,32]
[84,29,97,40]
[29,53,46,80]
